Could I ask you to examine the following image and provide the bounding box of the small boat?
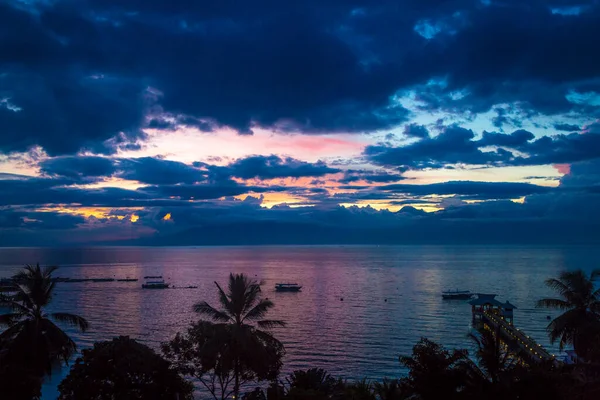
[275,283,302,292]
[142,279,169,289]
[117,278,138,282]
[442,290,473,300]
[144,275,163,279]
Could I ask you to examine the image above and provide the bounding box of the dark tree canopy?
[399,338,469,400]
[537,269,600,361]
[163,273,285,399]
[0,264,88,399]
[58,336,193,400]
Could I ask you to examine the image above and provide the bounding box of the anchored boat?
[142,279,169,289]
[441,289,473,300]
[275,283,302,292]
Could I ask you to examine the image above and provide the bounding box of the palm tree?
[372,379,406,400]
[460,328,519,399]
[537,269,600,360]
[194,273,285,398]
[285,368,343,400]
[399,338,469,400]
[0,264,89,397]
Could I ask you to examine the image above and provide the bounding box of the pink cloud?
[277,135,367,155]
[134,126,368,164]
[553,163,571,175]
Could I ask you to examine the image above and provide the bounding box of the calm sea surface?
[0,245,597,399]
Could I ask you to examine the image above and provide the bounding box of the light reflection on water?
[0,245,597,399]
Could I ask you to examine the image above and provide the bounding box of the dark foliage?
[163,273,285,399]
[399,338,469,400]
[0,264,88,399]
[537,269,600,361]
[58,336,193,400]
[285,368,343,400]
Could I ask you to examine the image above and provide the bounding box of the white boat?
[275,283,302,292]
[442,289,473,300]
[142,279,169,289]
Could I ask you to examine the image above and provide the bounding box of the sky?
[1,0,600,245]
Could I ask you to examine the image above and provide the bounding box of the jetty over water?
[470,294,558,365]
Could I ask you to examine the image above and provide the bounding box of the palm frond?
[546,309,581,348]
[590,269,600,282]
[0,294,32,315]
[241,282,262,315]
[193,301,231,322]
[214,281,235,317]
[227,273,256,319]
[42,265,59,279]
[41,319,78,364]
[49,313,89,332]
[0,313,22,327]
[544,277,571,297]
[0,321,26,341]
[11,283,35,310]
[467,332,485,355]
[536,298,571,310]
[242,299,274,323]
[257,319,286,329]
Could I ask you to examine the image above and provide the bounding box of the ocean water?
[0,245,597,399]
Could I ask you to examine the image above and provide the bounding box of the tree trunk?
[234,357,240,399]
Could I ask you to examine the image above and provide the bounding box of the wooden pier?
[470,294,558,365]
[481,310,557,364]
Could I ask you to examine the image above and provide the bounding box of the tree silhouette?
[537,269,600,360]
[164,273,285,399]
[58,336,193,400]
[0,264,88,398]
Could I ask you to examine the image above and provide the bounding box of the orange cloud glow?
[37,207,144,220]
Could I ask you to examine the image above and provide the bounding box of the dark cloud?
[0,1,148,155]
[560,158,600,187]
[0,209,86,230]
[519,131,600,165]
[413,3,600,116]
[0,172,293,207]
[554,123,581,132]
[478,129,535,148]
[142,183,279,201]
[366,125,600,169]
[115,157,208,185]
[338,170,405,184]
[2,175,600,246]
[37,154,342,186]
[402,124,430,139]
[3,1,599,155]
[146,115,215,132]
[39,156,209,185]
[40,156,116,181]
[365,125,509,169]
[378,181,554,199]
[225,155,340,180]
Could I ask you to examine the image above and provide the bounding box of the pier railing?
[482,310,557,364]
